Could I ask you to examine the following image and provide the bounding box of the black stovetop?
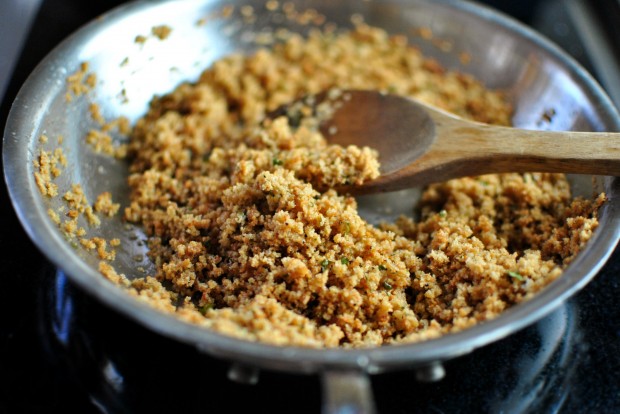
[1,1,619,413]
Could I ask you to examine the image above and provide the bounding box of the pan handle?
[321,370,376,414]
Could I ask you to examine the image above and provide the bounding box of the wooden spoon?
[279,90,620,193]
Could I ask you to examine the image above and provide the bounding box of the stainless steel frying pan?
[4,1,620,412]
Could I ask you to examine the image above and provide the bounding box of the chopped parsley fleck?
[383,281,393,290]
[378,264,387,271]
[340,257,350,265]
[272,158,284,166]
[287,111,302,127]
[199,303,214,315]
[321,259,330,271]
[508,270,524,281]
[439,210,447,218]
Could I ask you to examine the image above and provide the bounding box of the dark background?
[1,1,619,413]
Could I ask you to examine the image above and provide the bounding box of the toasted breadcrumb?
[81,237,116,260]
[152,25,172,40]
[135,25,173,45]
[102,115,131,135]
[94,192,121,217]
[66,62,96,102]
[86,102,130,156]
[86,129,128,159]
[47,208,60,225]
[33,147,66,197]
[89,103,105,125]
[33,139,121,257]
[99,261,130,285]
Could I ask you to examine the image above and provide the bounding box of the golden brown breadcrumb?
[65,62,96,102]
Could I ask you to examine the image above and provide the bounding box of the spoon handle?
[365,107,620,192]
[435,115,620,173]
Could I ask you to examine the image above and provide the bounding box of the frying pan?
[4,0,620,412]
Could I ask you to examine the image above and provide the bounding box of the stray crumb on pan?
[152,25,172,40]
[65,62,96,102]
[135,25,172,44]
[33,145,122,260]
[89,103,105,125]
[99,261,130,285]
[85,129,128,158]
[94,192,121,217]
[33,147,67,197]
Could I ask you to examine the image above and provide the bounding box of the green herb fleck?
[287,111,302,127]
[321,259,330,272]
[508,270,524,281]
[439,210,447,218]
[340,257,350,265]
[238,211,247,222]
[313,195,320,200]
[199,303,214,315]
[378,264,387,271]
[383,281,393,290]
[273,158,284,166]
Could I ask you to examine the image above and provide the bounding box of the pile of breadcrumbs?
[119,25,604,347]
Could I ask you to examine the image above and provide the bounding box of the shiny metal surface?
[567,0,620,108]
[3,0,620,410]
[0,0,42,101]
